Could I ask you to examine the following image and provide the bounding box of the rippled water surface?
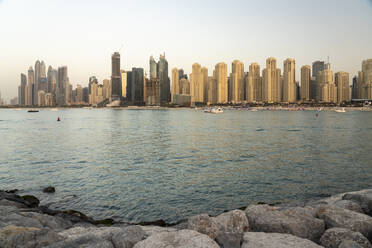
[0,109,371,223]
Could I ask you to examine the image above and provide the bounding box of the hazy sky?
[0,0,372,100]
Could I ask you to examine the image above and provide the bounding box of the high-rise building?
[121,70,127,100]
[89,76,98,94]
[230,60,245,103]
[34,60,41,105]
[150,56,157,80]
[37,90,46,106]
[103,79,111,100]
[56,66,68,106]
[131,68,144,104]
[157,54,170,104]
[180,78,190,95]
[40,61,46,78]
[207,76,217,104]
[300,65,311,101]
[246,63,261,102]
[215,62,228,104]
[190,63,204,104]
[82,87,89,104]
[75,84,83,104]
[317,63,337,102]
[335,72,350,103]
[19,73,27,106]
[171,68,180,100]
[111,52,121,100]
[27,66,35,106]
[355,59,372,99]
[283,58,296,103]
[262,58,281,103]
[312,61,325,78]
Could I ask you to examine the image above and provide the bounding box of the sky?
[0,0,372,101]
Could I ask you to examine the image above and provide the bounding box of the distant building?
[131,68,144,104]
[355,59,372,99]
[317,63,337,103]
[215,62,228,104]
[37,90,46,106]
[27,66,35,106]
[149,56,157,80]
[18,73,27,106]
[103,79,111,100]
[230,60,245,103]
[145,78,160,105]
[157,54,170,104]
[171,68,179,102]
[262,57,281,103]
[335,72,350,103]
[111,52,121,100]
[300,65,311,101]
[56,66,68,106]
[283,58,296,103]
[120,70,127,100]
[246,63,261,102]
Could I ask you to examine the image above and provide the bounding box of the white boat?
[210,107,224,114]
[335,107,346,113]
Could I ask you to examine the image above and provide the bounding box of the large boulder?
[0,211,44,229]
[19,212,73,231]
[343,190,372,216]
[316,205,372,240]
[245,204,325,242]
[241,232,323,248]
[55,225,145,248]
[188,210,249,247]
[320,228,372,248]
[0,225,63,248]
[133,229,219,248]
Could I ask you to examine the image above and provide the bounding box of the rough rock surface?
[317,205,372,240]
[245,204,325,241]
[241,232,323,248]
[188,210,248,247]
[0,225,63,248]
[339,240,364,248]
[320,228,372,248]
[133,229,220,248]
[343,190,372,216]
[140,225,177,237]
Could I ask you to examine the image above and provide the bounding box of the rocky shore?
[1,188,372,248]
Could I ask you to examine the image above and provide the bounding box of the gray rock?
[111,226,145,248]
[339,240,364,248]
[47,234,114,248]
[140,225,177,238]
[245,204,325,241]
[0,199,28,209]
[343,190,372,216]
[133,229,219,248]
[316,205,372,240]
[0,212,44,229]
[320,228,372,248]
[188,214,221,240]
[241,232,323,248]
[187,210,248,247]
[0,225,63,248]
[19,212,73,231]
[334,200,365,214]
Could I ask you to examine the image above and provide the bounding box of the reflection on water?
[0,109,371,223]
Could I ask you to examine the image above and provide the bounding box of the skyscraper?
[312,61,325,78]
[121,70,127,100]
[150,56,157,80]
[335,72,350,103]
[300,65,311,101]
[246,63,261,102]
[111,52,121,100]
[56,66,68,106]
[317,63,337,102]
[103,79,112,100]
[262,58,281,103]
[230,60,245,103]
[157,54,170,104]
[214,62,228,104]
[18,73,27,106]
[190,63,204,104]
[34,60,41,105]
[171,68,180,99]
[355,59,372,99]
[283,58,296,103]
[27,66,35,106]
[131,68,144,104]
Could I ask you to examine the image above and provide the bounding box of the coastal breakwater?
[1,188,372,247]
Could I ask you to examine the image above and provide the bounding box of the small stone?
[21,195,40,208]
[43,186,56,193]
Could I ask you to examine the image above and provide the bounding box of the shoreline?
[1,188,372,247]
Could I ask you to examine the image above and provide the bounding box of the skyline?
[1,0,372,100]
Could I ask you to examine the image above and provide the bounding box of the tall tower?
[171,68,180,98]
[150,56,157,80]
[230,60,245,103]
[201,67,208,103]
[300,65,311,101]
[246,63,261,102]
[263,58,281,103]
[111,52,121,100]
[283,58,296,103]
[215,62,228,104]
[56,66,68,106]
[157,54,170,104]
[27,66,35,106]
[19,73,27,106]
[190,63,204,104]
[335,72,350,103]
